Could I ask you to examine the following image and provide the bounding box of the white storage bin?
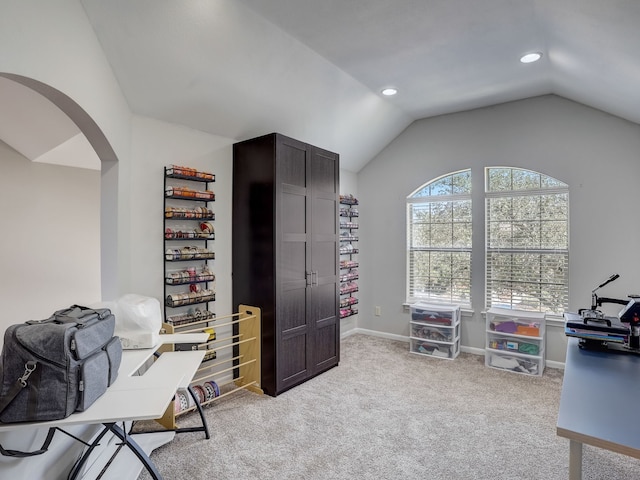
[411,323,460,343]
[410,338,460,360]
[485,307,545,376]
[410,302,460,326]
[486,350,544,376]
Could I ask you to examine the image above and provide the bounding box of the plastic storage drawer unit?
[409,303,461,360]
[485,307,546,376]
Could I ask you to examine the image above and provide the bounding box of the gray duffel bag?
[0,305,122,424]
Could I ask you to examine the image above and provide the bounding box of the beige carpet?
[136,334,640,479]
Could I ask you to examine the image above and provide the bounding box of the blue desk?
[557,337,640,479]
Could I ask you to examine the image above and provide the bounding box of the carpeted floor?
[137,334,640,479]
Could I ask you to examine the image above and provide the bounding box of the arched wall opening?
[0,72,123,478]
[0,73,119,310]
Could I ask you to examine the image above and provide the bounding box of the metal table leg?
[569,439,583,480]
[105,423,163,480]
[68,422,163,480]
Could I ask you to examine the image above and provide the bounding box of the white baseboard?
[545,359,565,370]
[460,345,485,356]
[342,327,408,343]
[342,328,565,369]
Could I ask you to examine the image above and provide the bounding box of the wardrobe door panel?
[312,283,338,321]
[279,286,307,332]
[281,191,307,235]
[280,140,308,188]
[313,241,338,278]
[280,334,308,384]
[281,240,307,282]
[313,197,337,235]
[311,147,338,193]
[315,320,338,371]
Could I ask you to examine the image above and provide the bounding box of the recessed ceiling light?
[520,52,542,63]
[381,88,398,96]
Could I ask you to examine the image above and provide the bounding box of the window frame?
[484,167,569,315]
[406,166,570,315]
[406,170,473,307]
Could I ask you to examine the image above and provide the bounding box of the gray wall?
[357,95,640,363]
[0,141,101,336]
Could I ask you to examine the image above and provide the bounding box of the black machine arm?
[591,273,621,310]
[596,273,620,289]
[596,297,629,307]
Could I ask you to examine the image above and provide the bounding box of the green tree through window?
[407,170,472,305]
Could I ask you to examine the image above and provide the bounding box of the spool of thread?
[203,382,216,401]
[206,380,220,398]
[192,385,206,404]
[203,328,215,340]
[175,391,189,413]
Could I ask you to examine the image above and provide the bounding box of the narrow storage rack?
[339,194,359,319]
[164,165,216,321]
[155,304,263,431]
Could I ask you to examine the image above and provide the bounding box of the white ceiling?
[7,0,640,172]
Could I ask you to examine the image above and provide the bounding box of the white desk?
[0,333,207,478]
[556,337,640,479]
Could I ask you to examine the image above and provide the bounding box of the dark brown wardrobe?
[232,133,340,396]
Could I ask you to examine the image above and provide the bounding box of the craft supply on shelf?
[339,194,359,319]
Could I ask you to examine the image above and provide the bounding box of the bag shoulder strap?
[0,428,56,457]
[0,361,55,457]
[0,361,36,414]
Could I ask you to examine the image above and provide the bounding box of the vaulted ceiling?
[237,0,640,124]
[8,1,640,172]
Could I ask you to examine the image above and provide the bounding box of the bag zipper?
[76,311,105,328]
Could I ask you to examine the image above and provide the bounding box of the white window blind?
[485,167,569,314]
[407,170,472,306]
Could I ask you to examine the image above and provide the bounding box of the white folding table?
[0,333,207,479]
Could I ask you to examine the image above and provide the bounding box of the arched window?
[407,167,569,315]
[407,170,472,306]
[485,167,569,314]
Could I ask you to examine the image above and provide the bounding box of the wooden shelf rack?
[154,304,263,431]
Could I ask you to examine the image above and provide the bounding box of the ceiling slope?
[81,0,640,171]
[80,0,411,172]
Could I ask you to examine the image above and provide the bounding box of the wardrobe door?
[309,145,340,373]
[275,135,312,393]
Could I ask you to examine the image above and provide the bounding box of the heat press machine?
[565,273,640,353]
